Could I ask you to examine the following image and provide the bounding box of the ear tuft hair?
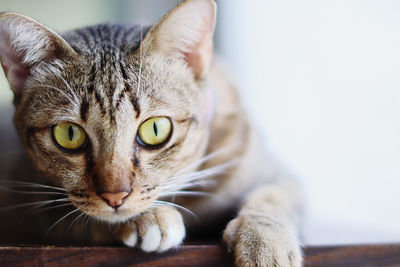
[141,0,217,79]
[0,12,77,95]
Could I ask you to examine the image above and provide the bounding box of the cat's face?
[0,0,216,222]
[15,53,210,222]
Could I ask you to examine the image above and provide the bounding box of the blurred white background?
[1,0,400,245]
[218,0,400,245]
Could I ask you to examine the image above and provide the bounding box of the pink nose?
[100,191,130,208]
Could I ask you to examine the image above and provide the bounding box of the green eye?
[53,123,87,150]
[138,117,172,146]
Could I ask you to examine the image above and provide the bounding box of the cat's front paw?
[117,206,185,252]
[223,215,302,267]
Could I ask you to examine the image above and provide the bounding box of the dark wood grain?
[305,244,400,267]
[0,244,399,267]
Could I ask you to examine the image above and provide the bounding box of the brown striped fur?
[0,1,303,266]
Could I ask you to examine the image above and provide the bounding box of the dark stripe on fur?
[133,156,140,167]
[24,127,38,149]
[75,29,91,47]
[85,146,94,175]
[120,62,128,80]
[95,91,106,115]
[80,98,89,122]
[121,26,139,48]
[130,93,140,118]
[87,64,97,93]
[87,27,99,44]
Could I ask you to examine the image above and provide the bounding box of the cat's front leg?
[117,206,185,252]
[223,178,303,267]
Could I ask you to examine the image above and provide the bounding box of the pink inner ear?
[148,0,216,79]
[0,39,30,94]
[183,29,213,78]
[183,31,213,79]
[7,64,30,94]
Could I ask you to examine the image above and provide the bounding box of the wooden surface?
[0,244,400,266]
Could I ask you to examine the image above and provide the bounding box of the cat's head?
[0,0,216,222]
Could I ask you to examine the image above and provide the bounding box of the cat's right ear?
[140,0,217,79]
[0,12,77,96]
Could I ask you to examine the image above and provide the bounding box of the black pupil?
[68,126,74,141]
[153,122,158,136]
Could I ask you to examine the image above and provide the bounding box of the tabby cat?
[0,0,303,266]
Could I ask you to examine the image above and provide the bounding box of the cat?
[0,0,303,266]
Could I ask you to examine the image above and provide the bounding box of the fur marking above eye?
[80,98,89,121]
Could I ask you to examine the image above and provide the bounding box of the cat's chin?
[86,209,140,224]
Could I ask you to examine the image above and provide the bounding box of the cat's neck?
[205,82,216,124]
[204,58,249,163]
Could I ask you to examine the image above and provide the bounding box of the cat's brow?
[130,94,141,118]
[80,98,89,122]
[176,116,198,125]
[87,64,97,93]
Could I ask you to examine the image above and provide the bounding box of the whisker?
[167,172,216,186]
[165,159,238,187]
[136,24,144,98]
[172,158,238,182]
[0,186,67,196]
[159,191,211,198]
[0,198,70,212]
[0,181,66,192]
[5,201,73,235]
[153,200,198,221]
[174,144,239,176]
[45,208,80,236]
[67,212,85,234]
[161,180,217,192]
[12,202,74,226]
[83,214,91,233]
[29,202,73,216]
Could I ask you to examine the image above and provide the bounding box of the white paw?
[223,215,302,267]
[119,206,185,253]
[141,225,162,252]
[123,230,138,247]
[158,221,185,252]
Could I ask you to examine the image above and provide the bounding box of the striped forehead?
[61,23,151,120]
[62,24,150,57]
[78,62,141,125]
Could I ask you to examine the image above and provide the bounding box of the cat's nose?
[100,191,130,209]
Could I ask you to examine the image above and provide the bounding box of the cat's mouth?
[68,192,157,223]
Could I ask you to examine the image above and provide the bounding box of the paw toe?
[158,221,185,252]
[122,231,138,247]
[141,224,162,252]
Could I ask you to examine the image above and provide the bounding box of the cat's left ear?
[141,0,216,79]
[0,12,78,95]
